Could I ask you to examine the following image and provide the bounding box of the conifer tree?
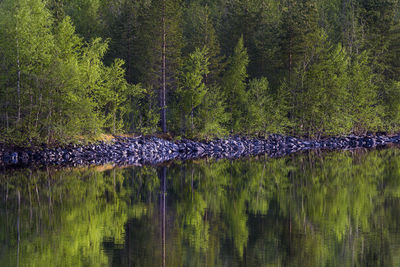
[175,47,209,136]
[128,0,183,133]
[219,0,282,84]
[63,0,103,41]
[183,1,222,85]
[279,0,319,80]
[2,0,400,140]
[247,77,289,135]
[295,37,351,136]
[196,84,228,138]
[348,52,382,133]
[222,36,249,133]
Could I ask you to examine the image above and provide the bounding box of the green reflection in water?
[1,148,400,266]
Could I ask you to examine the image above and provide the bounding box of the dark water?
[1,148,400,266]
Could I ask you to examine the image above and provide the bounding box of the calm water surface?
[1,148,400,266]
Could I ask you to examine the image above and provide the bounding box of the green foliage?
[382,81,400,132]
[348,52,382,133]
[222,36,249,133]
[294,40,352,136]
[0,0,142,143]
[128,86,160,134]
[247,77,289,135]
[196,84,229,138]
[100,59,138,133]
[183,1,223,84]
[175,47,209,136]
[63,0,104,40]
[280,0,320,82]
[2,0,400,141]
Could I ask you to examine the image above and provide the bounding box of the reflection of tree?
[160,166,166,267]
[2,148,400,266]
[168,150,400,266]
[0,167,152,266]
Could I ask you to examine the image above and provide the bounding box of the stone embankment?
[1,134,399,167]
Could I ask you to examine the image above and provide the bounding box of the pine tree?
[222,36,249,133]
[279,0,319,79]
[347,52,382,133]
[175,47,209,136]
[295,37,352,136]
[183,1,222,85]
[62,0,103,41]
[381,81,400,132]
[100,0,139,82]
[247,77,289,135]
[219,0,282,85]
[279,0,321,123]
[357,0,396,83]
[197,84,228,138]
[127,0,184,133]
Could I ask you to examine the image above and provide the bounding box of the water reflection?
[1,148,400,266]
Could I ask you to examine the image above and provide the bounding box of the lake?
[1,147,400,266]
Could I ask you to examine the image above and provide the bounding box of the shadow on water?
[1,148,400,266]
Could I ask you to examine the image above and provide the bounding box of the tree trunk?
[35,93,42,130]
[5,91,9,130]
[161,0,167,133]
[17,189,21,267]
[16,38,21,124]
[159,166,167,267]
[113,110,116,134]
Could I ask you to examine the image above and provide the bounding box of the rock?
[2,133,400,167]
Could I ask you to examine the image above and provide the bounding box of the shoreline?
[1,134,399,168]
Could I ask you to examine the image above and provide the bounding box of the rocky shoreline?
[1,134,399,167]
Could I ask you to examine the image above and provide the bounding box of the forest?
[1,0,400,145]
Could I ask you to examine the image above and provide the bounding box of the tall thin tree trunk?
[191,109,194,133]
[35,93,42,130]
[113,111,116,134]
[161,0,167,133]
[190,99,194,133]
[5,92,9,130]
[29,77,38,130]
[16,38,21,124]
[127,24,132,83]
[204,14,209,84]
[47,108,52,143]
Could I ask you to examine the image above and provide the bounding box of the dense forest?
[1,0,400,144]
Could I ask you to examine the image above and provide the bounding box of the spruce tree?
[279,0,321,123]
[247,77,289,135]
[175,47,209,136]
[219,0,282,85]
[127,0,184,133]
[295,37,351,136]
[348,52,382,133]
[222,36,249,133]
[183,1,222,85]
[62,0,103,41]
